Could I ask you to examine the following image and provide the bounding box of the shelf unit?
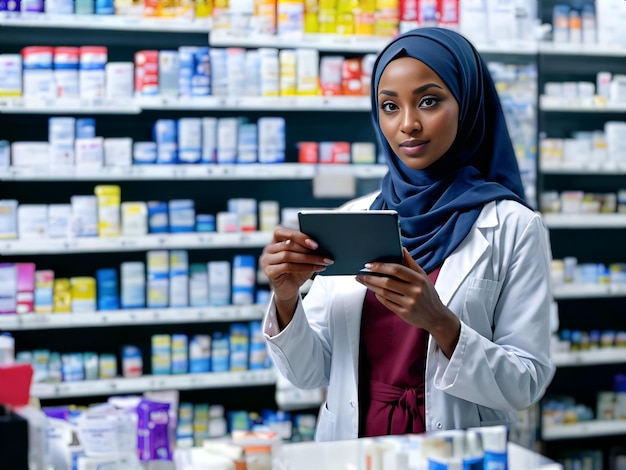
[535,0,626,465]
[0,10,542,446]
[542,420,626,441]
[4,9,624,460]
[553,348,626,368]
[538,42,626,57]
[545,329,626,443]
[0,95,373,113]
[209,29,539,55]
[0,13,213,32]
[0,305,266,330]
[543,213,626,229]
[31,369,276,399]
[541,163,626,175]
[539,97,626,113]
[0,232,272,254]
[0,163,387,181]
[553,283,626,300]
[0,19,398,424]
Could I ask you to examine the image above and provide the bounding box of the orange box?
[298,142,319,163]
[341,57,362,95]
[144,0,159,15]
[331,141,351,163]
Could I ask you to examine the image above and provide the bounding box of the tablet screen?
[298,209,403,276]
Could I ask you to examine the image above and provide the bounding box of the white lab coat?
[264,193,555,442]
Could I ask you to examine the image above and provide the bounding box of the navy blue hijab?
[369,27,529,273]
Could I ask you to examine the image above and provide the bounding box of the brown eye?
[420,96,440,108]
[380,102,398,113]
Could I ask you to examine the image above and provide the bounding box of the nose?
[400,108,422,134]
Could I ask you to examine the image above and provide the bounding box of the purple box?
[136,399,172,461]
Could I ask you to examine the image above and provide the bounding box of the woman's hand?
[260,226,334,328]
[355,248,461,357]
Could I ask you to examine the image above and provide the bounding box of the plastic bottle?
[0,332,15,364]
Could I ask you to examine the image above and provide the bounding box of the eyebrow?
[378,83,444,96]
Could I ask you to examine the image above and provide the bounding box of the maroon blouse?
[358,268,441,437]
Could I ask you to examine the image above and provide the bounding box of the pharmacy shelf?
[315,163,387,178]
[0,96,371,114]
[542,420,626,441]
[30,368,277,399]
[543,213,626,229]
[473,40,538,55]
[540,162,626,175]
[539,42,626,57]
[0,231,273,255]
[553,283,626,299]
[552,348,626,367]
[0,163,317,181]
[137,95,371,111]
[209,30,389,53]
[0,304,265,331]
[0,163,387,181]
[0,13,212,32]
[539,96,626,113]
[209,30,538,56]
[0,97,141,114]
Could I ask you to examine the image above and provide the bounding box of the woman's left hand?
[355,247,461,357]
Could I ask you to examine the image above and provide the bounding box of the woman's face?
[377,57,459,170]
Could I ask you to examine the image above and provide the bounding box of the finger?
[265,238,309,255]
[359,278,420,320]
[272,225,299,241]
[264,240,288,256]
[374,291,406,314]
[359,260,411,282]
[264,248,334,270]
[265,239,333,269]
[357,278,406,312]
[265,263,327,279]
[273,226,319,250]
[356,270,407,298]
[402,247,427,276]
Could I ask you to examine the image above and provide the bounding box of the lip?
[399,139,428,155]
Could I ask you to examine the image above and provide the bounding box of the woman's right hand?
[260,226,334,325]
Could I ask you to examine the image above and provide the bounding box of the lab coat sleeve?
[432,211,555,411]
[263,278,333,390]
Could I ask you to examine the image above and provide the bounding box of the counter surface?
[275,439,563,470]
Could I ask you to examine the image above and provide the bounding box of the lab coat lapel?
[341,280,368,369]
[435,202,497,306]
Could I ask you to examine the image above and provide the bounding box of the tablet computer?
[297,209,404,276]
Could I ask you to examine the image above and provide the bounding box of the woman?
[260,27,555,441]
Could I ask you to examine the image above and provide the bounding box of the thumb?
[403,247,427,275]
